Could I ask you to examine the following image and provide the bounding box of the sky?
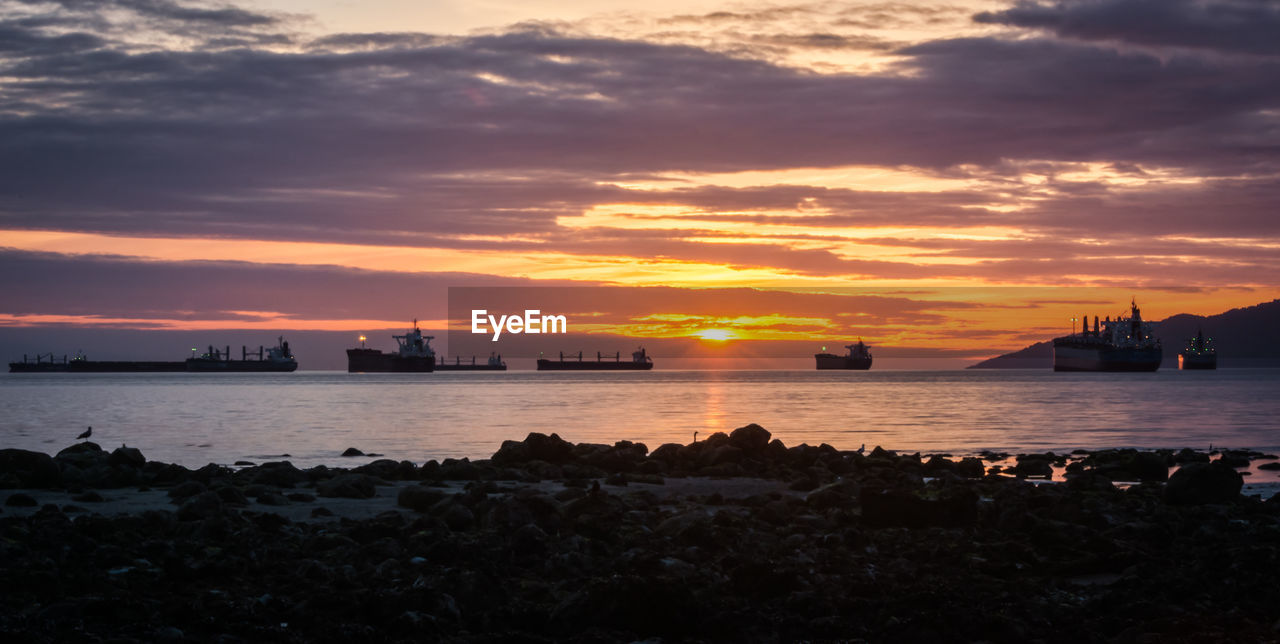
[2,0,1279,366]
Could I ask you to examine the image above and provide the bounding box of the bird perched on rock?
[856,443,865,454]
[77,426,92,441]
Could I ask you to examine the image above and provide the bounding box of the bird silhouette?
[693,431,699,443]
[856,443,865,454]
[77,426,92,441]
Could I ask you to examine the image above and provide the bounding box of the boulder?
[728,423,771,453]
[107,446,146,468]
[317,474,378,499]
[1125,451,1171,482]
[5,492,38,507]
[491,432,575,465]
[341,447,365,457]
[397,485,446,512]
[54,442,108,469]
[1165,462,1243,505]
[176,491,224,521]
[0,449,61,488]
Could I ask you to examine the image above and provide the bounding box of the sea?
[3,368,1279,470]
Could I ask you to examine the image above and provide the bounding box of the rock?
[355,459,418,480]
[107,446,146,468]
[287,492,317,503]
[509,523,549,556]
[1126,451,1171,482]
[1011,456,1053,477]
[341,447,365,457]
[0,449,61,488]
[317,474,378,499]
[246,461,309,488]
[1216,451,1251,468]
[1175,448,1210,464]
[491,432,575,465]
[438,502,475,531]
[54,442,107,469]
[397,485,446,512]
[214,485,249,506]
[1165,462,1243,505]
[72,491,105,503]
[176,491,224,520]
[310,507,334,518]
[5,492,38,507]
[1257,462,1280,471]
[728,423,771,453]
[956,457,986,478]
[167,480,207,502]
[860,487,978,528]
[255,492,291,506]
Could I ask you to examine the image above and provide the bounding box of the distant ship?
[1178,329,1217,370]
[346,321,435,372]
[9,337,298,373]
[436,353,507,371]
[1052,299,1162,372]
[536,348,654,371]
[815,340,873,370]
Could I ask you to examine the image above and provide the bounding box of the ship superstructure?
[346,321,436,372]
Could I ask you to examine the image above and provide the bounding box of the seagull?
[856,443,865,454]
[77,426,92,441]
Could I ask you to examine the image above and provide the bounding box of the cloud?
[975,0,1280,56]
[0,0,1276,289]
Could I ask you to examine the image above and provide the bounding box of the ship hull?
[185,359,297,372]
[1178,353,1217,370]
[536,359,652,371]
[9,360,296,373]
[346,348,435,373]
[814,353,873,370]
[9,361,187,373]
[1053,344,1162,372]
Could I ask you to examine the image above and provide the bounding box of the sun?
[697,328,736,342]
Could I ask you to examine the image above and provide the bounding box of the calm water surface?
[1,369,1277,468]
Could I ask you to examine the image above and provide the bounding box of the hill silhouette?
[968,299,1280,369]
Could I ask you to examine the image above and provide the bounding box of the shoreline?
[4,425,1280,641]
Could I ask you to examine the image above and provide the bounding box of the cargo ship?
[536,348,653,371]
[9,337,298,373]
[1052,299,1162,372]
[815,339,873,370]
[436,353,507,371]
[346,321,435,372]
[1178,329,1217,370]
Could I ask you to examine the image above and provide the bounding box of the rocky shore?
[3,424,1279,642]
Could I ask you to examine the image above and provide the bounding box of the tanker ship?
[1052,299,1162,372]
[1178,329,1217,370]
[815,339,873,370]
[9,337,297,373]
[346,321,435,372]
[536,348,653,371]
